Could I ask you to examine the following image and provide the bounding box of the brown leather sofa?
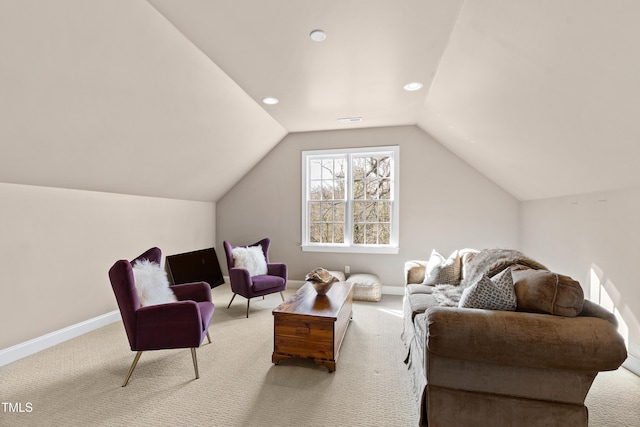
[402,249,628,427]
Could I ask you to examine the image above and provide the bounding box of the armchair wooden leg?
[227,293,237,309]
[206,331,211,344]
[280,291,285,301]
[191,348,199,379]
[122,351,143,387]
[246,299,250,318]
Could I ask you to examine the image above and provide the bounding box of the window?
[301,146,399,254]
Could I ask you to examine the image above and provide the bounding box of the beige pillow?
[405,261,427,285]
[512,269,584,317]
[423,250,461,285]
[459,248,480,280]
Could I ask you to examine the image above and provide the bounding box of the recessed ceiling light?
[262,97,279,105]
[403,82,423,91]
[310,29,327,42]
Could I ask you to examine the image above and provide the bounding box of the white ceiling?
[1,0,639,202]
[148,0,463,133]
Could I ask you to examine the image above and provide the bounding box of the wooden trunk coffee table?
[272,282,353,372]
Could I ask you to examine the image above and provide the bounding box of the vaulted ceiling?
[1,0,639,202]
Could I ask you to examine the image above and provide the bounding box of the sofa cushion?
[579,299,618,326]
[459,268,517,311]
[423,250,461,285]
[407,293,439,320]
[459,248,480,281]
[512,270,584,317]
[407,284,435,295]
[251,274,286,292]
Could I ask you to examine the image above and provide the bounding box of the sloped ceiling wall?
[0,0,286,202]
[417,0,640,200]
[147,0,463,133]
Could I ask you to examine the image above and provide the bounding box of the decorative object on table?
[223,238,287,318]
[305,267,339,295]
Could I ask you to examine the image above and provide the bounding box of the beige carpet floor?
[1,285,638,427]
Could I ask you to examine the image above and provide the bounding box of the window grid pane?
[307,155,347,245]
[304,148,396,249]
[350,154,392,245]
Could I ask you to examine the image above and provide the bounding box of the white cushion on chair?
[132,259,177,306]
[232,245,268,276]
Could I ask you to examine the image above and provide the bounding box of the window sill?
[301,245,399,255]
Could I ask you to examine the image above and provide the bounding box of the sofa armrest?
[426,306,627,372]
[405,260,428,285]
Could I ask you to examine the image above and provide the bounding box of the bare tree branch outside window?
[307,151,394,246]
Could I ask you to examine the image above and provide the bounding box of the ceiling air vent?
[337,117,363,123]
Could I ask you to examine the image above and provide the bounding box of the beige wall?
[216,125,520,287]
[521,188,640,362]
[0,183,215,350]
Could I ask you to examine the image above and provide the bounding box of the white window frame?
[301,145,399,254]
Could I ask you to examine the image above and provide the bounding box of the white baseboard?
[0,310,121,368]
[0,279,403,367]
[225,277,405,295]
[623,353,640,377]
[382,285,405,296]
[5,293,635,380]
[286,279,306,289]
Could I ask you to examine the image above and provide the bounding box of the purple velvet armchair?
[223,238,288,318]
[108,247,215,386]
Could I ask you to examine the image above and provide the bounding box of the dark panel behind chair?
[166,247,225,289]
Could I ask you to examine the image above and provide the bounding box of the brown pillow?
[512,269,584,317]
[406,264,426,285]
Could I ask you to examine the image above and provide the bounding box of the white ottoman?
[346,273,382,302]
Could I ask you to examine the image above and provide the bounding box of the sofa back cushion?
[422,250,461,285]
[459,248,480,281]
[512,269,584,317]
